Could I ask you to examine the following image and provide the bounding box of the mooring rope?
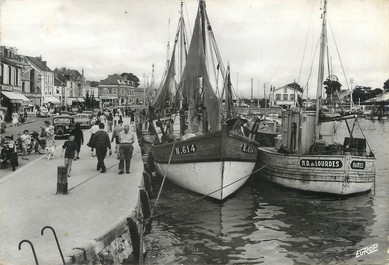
[151,140,177,217]
[148,164,268,221]
[68,150,141,192]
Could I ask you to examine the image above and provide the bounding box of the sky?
[1,0,388,99]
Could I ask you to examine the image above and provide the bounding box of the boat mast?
[179,1,184,109]
[315,0,327,140]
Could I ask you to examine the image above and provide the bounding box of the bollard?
[57,166,68,194]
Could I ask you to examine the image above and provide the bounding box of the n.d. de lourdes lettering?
[300,159,343,168]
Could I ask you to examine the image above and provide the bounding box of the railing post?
[57,166,68,194]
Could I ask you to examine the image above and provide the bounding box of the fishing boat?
[243,116,282,147]
[257,0,376,196]
[151,0,259,200]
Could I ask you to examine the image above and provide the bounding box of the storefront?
[1,91,31,121]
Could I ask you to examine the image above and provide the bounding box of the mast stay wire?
[298,0,316,84]
[328,20,350,91]
[268,0,312,84]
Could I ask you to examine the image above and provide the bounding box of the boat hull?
[257,147,375,195]
[153,128,259,200]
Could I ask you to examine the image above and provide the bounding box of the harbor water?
[145,118,389,265]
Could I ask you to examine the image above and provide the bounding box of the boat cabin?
[278,109,337,155]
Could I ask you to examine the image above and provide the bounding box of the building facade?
[270,82,303,108]
[53,68,85,108]
[98,74,135,108]
[0,46,31,120]
[26,56,55,106]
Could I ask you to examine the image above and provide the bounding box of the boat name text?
[351,161,365,170]
[300,159,342,168]
[241,143,256,154]
[175,144,197,155]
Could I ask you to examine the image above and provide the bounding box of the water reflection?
[145,119,388,265]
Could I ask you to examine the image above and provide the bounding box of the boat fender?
[143,171,153,197]
[126,217,141,260]
[140,188,152,220]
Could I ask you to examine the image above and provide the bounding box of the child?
[61,135,78,177]
[20,130,31,160]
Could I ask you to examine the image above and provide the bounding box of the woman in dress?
[12,111,19,127]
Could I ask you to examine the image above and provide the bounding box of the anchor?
[18,239,39,265]
[41,226,65,265]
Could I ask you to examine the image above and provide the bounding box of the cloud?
[1,0,388,98]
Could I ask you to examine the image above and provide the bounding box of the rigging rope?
[151,117,178,217]
[298,0,316,84]
[328,20,350,91]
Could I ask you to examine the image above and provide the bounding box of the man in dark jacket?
[91,123,112,173]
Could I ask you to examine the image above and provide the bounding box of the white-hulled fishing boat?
[257,0,376,196]
[151,0,259,200]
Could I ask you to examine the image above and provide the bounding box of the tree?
[384,79,389,91]
[121,73,140,87]
[323,79,342,104]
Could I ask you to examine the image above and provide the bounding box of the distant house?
[0,46,31,120]
[98,74,135,107]
[269,82,303,108]
[53,67,85,107]
[26,56,55,106]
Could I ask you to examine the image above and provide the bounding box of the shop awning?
[67,97,78,105]
[77,97,85,102]
[2,91,31,103]
[43,96,60,104]
[100,96,118,100]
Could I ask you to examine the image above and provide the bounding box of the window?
[290,94,295,101]
[283,94,288,100]
[284,87,287,93]
[276,94,281,100]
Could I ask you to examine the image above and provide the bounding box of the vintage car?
[37,107,50,117]
[53,115,75,139]
[74,113,92,128]
[82,111,94,118]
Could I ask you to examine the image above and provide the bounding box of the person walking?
[99,112,107,131]
[12,111,19,127]
[107,112,114,132]
[118,124,136,174]
[90,123,112,173]
[20,130,31,160]
[43,120,56,160]
[88,120,100,157]
[61,135,78,177]
[71,123,84,160]
[111,119,123,156]
[130,110,135,124]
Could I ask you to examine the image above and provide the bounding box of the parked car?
[74,113,92,128]
[82,111,94,118]
[53,115,75,139]
[59,111,73,116]
[37,107,50,117]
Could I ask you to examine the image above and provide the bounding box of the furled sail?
[180,1,221,133]
[152,47,178,111]
[224,65,237,120]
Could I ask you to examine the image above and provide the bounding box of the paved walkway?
[0,119,143,264]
